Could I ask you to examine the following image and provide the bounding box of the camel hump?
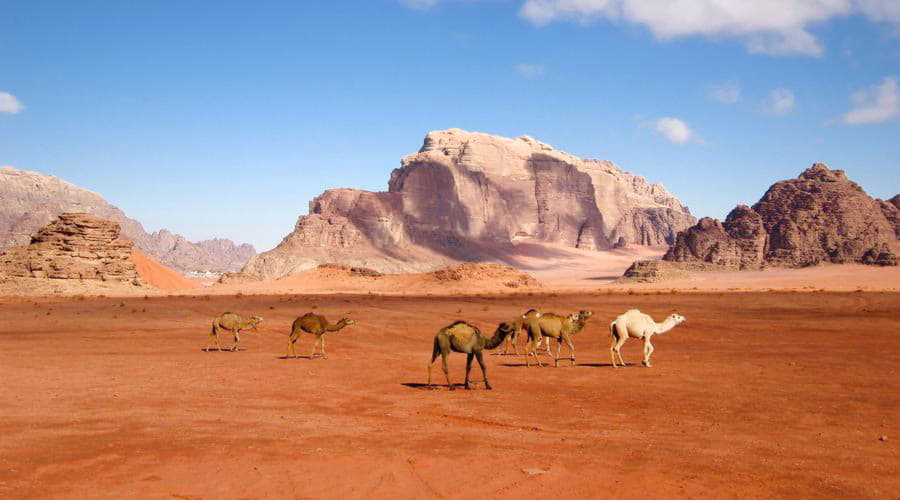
[447,320,471,329]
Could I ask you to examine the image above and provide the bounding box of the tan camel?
[609,309,685,367]
[427,321,515,390]
[500,309,542,355]
[287,312,355,359]
[206,312,263,352]
[522,310,593,367]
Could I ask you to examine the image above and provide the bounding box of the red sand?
[0,291,897,498]
[131,251,200,292]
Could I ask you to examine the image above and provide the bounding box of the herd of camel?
[205,308,686,390]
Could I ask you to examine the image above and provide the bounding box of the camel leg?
[441,350,452,390]
[614,330,628,366]
[555,338,563,368]
[476,351,491,390]
[321,335,327,359]
[230,330,241,351]
[544,337,552,357]
[427,340,440,390]
[564,334,576,366]
[643,336,654,367]
[465,353,474,390]
[609,332,617,367]
[205,333,216,352]
[310,336,319,358]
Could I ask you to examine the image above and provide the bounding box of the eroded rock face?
[0,166,255,273]
[245,129,694,277]
[879,195,900,239]
[664,164,898,269]
[0,213,141,283]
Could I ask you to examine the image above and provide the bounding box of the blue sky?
[2,0,899,251]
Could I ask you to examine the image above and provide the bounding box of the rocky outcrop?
[879,194,900,239]
[664,164,898,269]
[0,166,255,273]
[0,213,141,283]
[244,129,694,278]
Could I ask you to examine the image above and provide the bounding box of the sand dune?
[131,251,201,291]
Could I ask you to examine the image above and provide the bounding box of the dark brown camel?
[427,321,515,390]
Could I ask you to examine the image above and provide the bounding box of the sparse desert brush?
[456,308,463,314]
[131,309,138,313]
[235,292,243,299]
[482,306,489,311]
[119,301,125,307]
[73,294,86,301]
[269,305,275,310]
[311,304,318,309]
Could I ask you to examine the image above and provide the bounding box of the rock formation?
[663,164,898,269]
[879,194,900,239]
[0,166,255,273]
[0,213,141,283]
[243,129,694,278]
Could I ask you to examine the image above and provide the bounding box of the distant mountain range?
[0,166,255,273]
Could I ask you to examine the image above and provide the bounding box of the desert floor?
[1,291,898,498]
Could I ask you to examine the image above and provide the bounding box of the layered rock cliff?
[0,213,141,283]
[244,129,695,278]
[0,166,255,273]
[663,164,898,269]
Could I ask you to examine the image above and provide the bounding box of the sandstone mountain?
[661,164,898,270]
[0,213,141,284]
[244,129,695,278]
[0,166,255,273]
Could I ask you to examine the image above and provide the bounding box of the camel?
[500,309,542,355]
[522,310,593,367]
[206,313,263,352]
[287,312,355,359]
[609,309,686,367]
[427,321,515,390]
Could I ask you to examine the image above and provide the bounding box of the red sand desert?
[0,291,897,498]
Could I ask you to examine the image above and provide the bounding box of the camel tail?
[609,320,618,341]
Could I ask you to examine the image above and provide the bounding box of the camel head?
[498,322,515,337]
[669,313,686,325]
[577,310,593,321]
[249,316,263,328]
[340,317,355,326]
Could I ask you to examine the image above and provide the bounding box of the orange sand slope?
[131,252,200,291]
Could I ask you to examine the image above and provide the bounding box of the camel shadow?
[577,363,640,368]
[277,355,318,360]
[402,382,470,391]
[200,348,242,353]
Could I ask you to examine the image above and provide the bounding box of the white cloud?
[708,81,742,104]
[841,76,899,125]
[0,92,24,114]
[514,63,545,78]
[518,0,900,56]
[763,88,796,115]
[654,117,698,145]
[401,0,440,9]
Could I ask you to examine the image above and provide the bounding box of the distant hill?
[0,166,255,273]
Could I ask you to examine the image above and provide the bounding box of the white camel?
[609,309,686,367]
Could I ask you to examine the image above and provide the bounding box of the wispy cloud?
[519,0,900,56]
[841,76,899,125]
[514,63,545,79]
[654,117,700,145]
[0,92,24,114]
[763,88,796,116]
[708,81,742,104]
[400,0,440,10]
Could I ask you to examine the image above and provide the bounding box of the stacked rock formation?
[0,213,141,283]
[662,164,898,269]
[0,166,255,273]
[243,129,695,278]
